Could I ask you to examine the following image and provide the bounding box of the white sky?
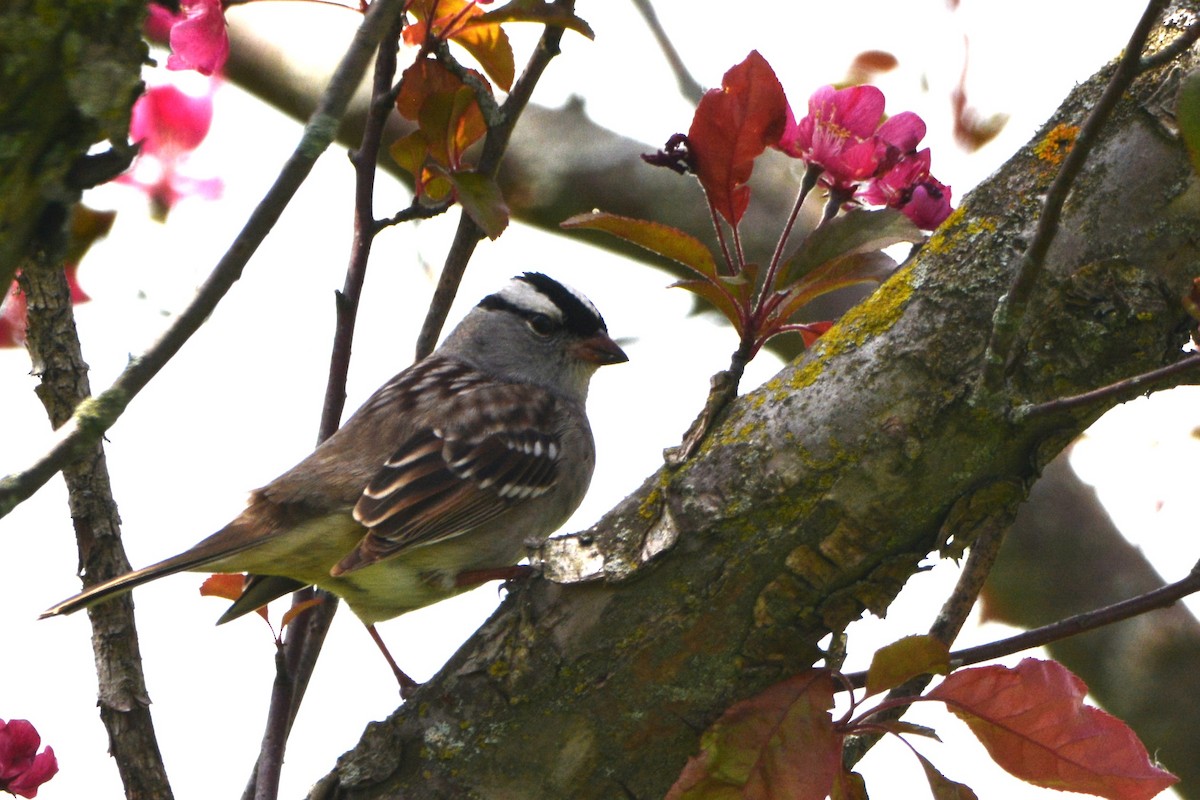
[1,1,1193,799]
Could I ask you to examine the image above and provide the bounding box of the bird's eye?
[526,313,556,336]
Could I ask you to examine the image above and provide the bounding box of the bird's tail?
[39,552,217,619]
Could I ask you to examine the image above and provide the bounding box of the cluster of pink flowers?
[780,84,951,229]
[0,720,57,798]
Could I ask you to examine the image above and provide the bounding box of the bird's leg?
[454,564,533,589]
[366,623,419,698]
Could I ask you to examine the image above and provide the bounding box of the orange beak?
[573,332,628,365]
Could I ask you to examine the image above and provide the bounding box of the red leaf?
[666,670,841,800]
[928,659,1178,800]
[688,51,788,226]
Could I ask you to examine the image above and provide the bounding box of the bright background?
[2,1,1195,798]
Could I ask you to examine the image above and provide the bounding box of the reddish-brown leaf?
[406,0,514,90]
[928,659,1178,800]
[688,51,788,226]
[665,670,841,800]
[199,573,269,621]
[395,58,487,170]
[865,634,951,697]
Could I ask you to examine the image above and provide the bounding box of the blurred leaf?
[782,208,922,284]
[448,170,509,239]
[864,634,951,697]
[665,670,841,800]
[561,211,720,279]
[844,49,899,85]
[475,0,595,41]
[688,50,788,226]
[928,658,1178,800]
[1176,68,1200,175]
[914,752,978,800]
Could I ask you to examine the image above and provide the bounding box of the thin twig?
[1139,13,1200,71]
[841,556,1200,692]
[0,0,408,523]
[413,0,579,358]
[1017,351,1200,419]
[977,0,1170,396]
[842,522,1008,768]
[245,8,410,800]
[628,0,704,104]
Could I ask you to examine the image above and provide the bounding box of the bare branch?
[0,0,408,523]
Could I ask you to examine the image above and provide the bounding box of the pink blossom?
[898,178,952,229]
[130,82,213,156]
[779,84,888,192]
[0,266,92,349]
[165,0,229,76]
[0,719,58,798]
[118,82,223,218]
[145,3,178,42]
[0,282,27,348]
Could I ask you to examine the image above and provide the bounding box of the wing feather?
[334,379,563,575]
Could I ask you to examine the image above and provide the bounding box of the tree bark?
[307,16,1200,799]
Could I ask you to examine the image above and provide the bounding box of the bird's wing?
[333,383,562,575]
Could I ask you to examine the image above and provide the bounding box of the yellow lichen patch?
[922,204,968,255]
[1033,123,1080,166]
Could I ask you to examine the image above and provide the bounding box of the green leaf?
[865,634,951,697]
[448,171,509,239]
[782,208,923,284]
[561,211,720,280]
[914,752,979,800]
[766,250,896,330]
[1176,68,1200,175]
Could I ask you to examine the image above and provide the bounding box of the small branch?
[375,196,454,231]
[841,556,1200,692]
[1017,351,1200,418]
[629,0,704,104]
[0,0,409,523]
[977,0,1170,396]
[412,0,578,358]
[1139,14,1200,71]
[843,521,1009,768]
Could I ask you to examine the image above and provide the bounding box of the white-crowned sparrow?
[42,272,626,690]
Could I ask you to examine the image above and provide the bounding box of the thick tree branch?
[307,18,1200,797]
